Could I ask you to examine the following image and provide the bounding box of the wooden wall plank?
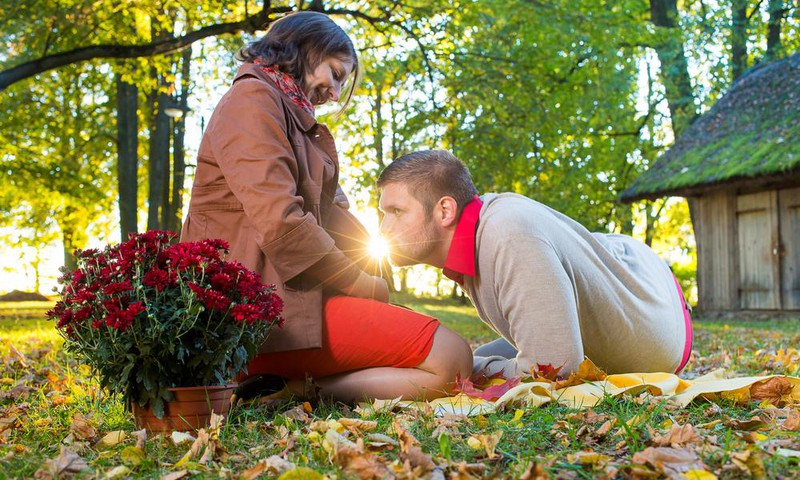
[779,187,800,309]
[736,191,779,309]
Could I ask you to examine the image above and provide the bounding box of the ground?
[1,295,798,479]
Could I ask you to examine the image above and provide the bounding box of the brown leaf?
[339,418,378,433]
[725,416,768,431]
[334,446,390,480]
[402,445,436,473]
[131,429,147,449]
[391,419,419,454]
[0,415,19,443]
[33,446,89,479]
[631,446,707,477]
[240,455,296,479]
[69,413,97,441]
[282,405,311,423]
[519,461,550,480]
[651,424,701,447]
[730,448,767,479]
[553,358,607,390]
[750,377,794,407]
[160,470,189,480]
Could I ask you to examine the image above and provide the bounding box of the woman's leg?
[244,296,472,402]
[287,324,472,402]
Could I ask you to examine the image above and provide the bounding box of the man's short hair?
[377,150,478,217]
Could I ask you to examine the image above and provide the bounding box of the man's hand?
[334,185,350,209]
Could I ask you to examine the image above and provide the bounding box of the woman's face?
[303,56,354,106]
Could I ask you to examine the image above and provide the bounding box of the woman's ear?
[436,196,459,228]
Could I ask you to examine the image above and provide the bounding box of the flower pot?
[131,384,235,432]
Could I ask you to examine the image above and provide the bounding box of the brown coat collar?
[233,63,317,132]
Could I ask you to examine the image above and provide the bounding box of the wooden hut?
[620,53,800,315]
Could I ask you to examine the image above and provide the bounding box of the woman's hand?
[334,185,350,209]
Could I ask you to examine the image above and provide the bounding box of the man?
[377,150,692,378]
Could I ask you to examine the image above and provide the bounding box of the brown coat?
[181,63,385,353]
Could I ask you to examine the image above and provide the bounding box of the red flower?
[143,269,171,291]
[231,303,262,324]
[103,280,133,296]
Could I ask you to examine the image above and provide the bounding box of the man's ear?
[435,196,459,228]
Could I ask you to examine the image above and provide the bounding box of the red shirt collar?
[443,196,482,284]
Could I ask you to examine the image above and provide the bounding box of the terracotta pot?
[131,384,235,433]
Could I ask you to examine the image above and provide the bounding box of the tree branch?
[0,6,293,90]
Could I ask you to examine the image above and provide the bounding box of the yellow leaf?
[103,465,130,479]
[276,467,323,480]
[120,446,146,466]
[466,436,482,450]
[684,470,717,479]
[98,431,126,448]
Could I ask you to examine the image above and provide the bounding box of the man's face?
[379,183,441,267]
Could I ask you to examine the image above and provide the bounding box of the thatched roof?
[621,53,800,202]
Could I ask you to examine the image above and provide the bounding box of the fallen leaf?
[171,431,195,445]
[651,423,701,447]
[276,466,324,479]
[750,377,793,407]
[103,465,130,479]
[568,450,611,466]
[553,358,607,390]
[339,418,378,433]
[775,448,800,458]
[33,446,89,479]
[161,470,189,480]
[69,413,97,441]
[120,446,146,466]
[466,431,503,459]
[725,416,768,431]
[240,455,296,479]
[334,446,390,479]
[131,429,147,449]
[402,444,436,472]
[391,419,419,454]
[533,362,565,381]
[519,461,549,480]
[631,446,707,477]
[684,470,718,479]
[455,374,522,401]
[97,430,126,448]
[730,448,766,479]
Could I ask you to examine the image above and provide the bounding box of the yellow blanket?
[397,368,800,417]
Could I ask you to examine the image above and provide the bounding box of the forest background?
[1,0,798,302]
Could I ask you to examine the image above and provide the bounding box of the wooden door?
[779,187,800,309]
[736,191,780,309]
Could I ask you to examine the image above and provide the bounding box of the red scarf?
[254,61,314,116]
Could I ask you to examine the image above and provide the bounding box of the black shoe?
[233,374,287,401]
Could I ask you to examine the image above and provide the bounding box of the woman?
[181,11,472,402]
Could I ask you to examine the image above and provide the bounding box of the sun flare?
[368,235,389,260]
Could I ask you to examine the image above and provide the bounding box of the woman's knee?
[419,325,473,381]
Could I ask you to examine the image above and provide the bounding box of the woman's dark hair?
[236,11,360,111]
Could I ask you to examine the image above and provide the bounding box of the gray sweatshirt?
[467,193,686,377]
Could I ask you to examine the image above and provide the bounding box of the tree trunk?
[147,88,171,231]
[649,0,697,137]
[766,0,785,60]
[731,0,748,81]
[168,47,192,235]
[116,73,139,241]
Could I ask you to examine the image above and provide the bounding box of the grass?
[1,297,799,478]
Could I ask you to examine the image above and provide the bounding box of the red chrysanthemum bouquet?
[47,231,283,418]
